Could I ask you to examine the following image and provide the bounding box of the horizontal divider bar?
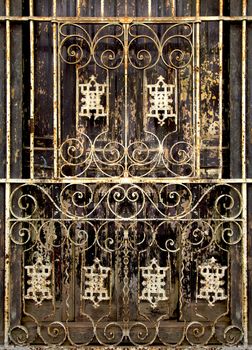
[0,16,252,23]
[0,178,252,184]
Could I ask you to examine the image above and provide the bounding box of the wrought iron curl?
[161,23,193,69]
[59,23,92,67]
[128,24,161,70]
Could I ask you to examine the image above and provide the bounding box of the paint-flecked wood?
[247,22,252,345]
[8,1,23,341]
[229,12,243,330]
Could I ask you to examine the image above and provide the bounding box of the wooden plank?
[230,0,242,16]
[176,0,195,16]
[0,186,4,344]
[229,14,243,329]
[34,0,52,16]
[0,1,5,341]
[200,0,219,16]
[247,22,252,344]
[8,0,23,339]
[33,21,54,178]
[0,21,6,178]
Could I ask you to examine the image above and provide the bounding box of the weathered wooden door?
[0,0,252,348]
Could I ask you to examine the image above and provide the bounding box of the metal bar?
[148,0,151,17]
[4,183,10,347]
[125,0,128,17]
[6,10,10,180]
[195,0,201,177]
[242,7,247,180]
[57,24,61,176]
[124,23,129,177]
[4,0,10,343]
[241,0,248,346]
[171,0,176,17]
[0,15,252,22]
[0,177,250,184]
[53,0,58,178]
[218,0,223,178]
[101,0,104,17]
[76,0,81,17]
[1,347,252,350]
[29,0,35,178]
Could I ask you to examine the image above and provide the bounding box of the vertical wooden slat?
[247,3,252,342]
[229,29,242,177]
[229,0,243,334]
[0,2,5,343]
[8,1,23,345]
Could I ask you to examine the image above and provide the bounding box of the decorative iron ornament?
[25,255,52,305]
[147,75,176,126]
[59,22,194,178]
[79,75,107,120]
[140,258,168,308]
[82,258,110,308]
[197,257,228,306]
[4,17,246,349]
[8,181,244,347]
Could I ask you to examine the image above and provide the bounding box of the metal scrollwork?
[6,19,245,349]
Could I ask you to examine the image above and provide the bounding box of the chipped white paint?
[147,75,176,126]
[82,258,110,308]
[197,257,227,306]
[140,258,168,308]
[79,75,107,120]
[25,256,52,305]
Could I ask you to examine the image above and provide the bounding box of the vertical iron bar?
[171,0,176,17]
[148,0,152,17]
[76,0,81,17]
[6,4,10,180]
[29,0,34,178]
[57,25,61,176]
[5,0,10,344]
[124,23,129,177]
[219,0,223,178]
[195,0,201,177]
[101,0,104,17]
[242,0,248,345]
[53,0,58,178]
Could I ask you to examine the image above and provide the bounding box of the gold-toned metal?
[218,0,223,178]
[53,0,58,178]
[5,0,11,346]
[101,0,105,17]
[241,0,248,346]
[195,0,201,177]
[0,15,252,22]
[148,0,152,17]
[29,1,35,179]
[171,0,176,17]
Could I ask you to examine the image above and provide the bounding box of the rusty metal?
[218,0,223,179]
[0,15,252,22]
[241,0,248,347]
[1,1,251,349]
[29,0,35,179]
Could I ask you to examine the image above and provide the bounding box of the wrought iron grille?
[0,0,252,348]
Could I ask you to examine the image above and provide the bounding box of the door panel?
[1,0,251,348]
